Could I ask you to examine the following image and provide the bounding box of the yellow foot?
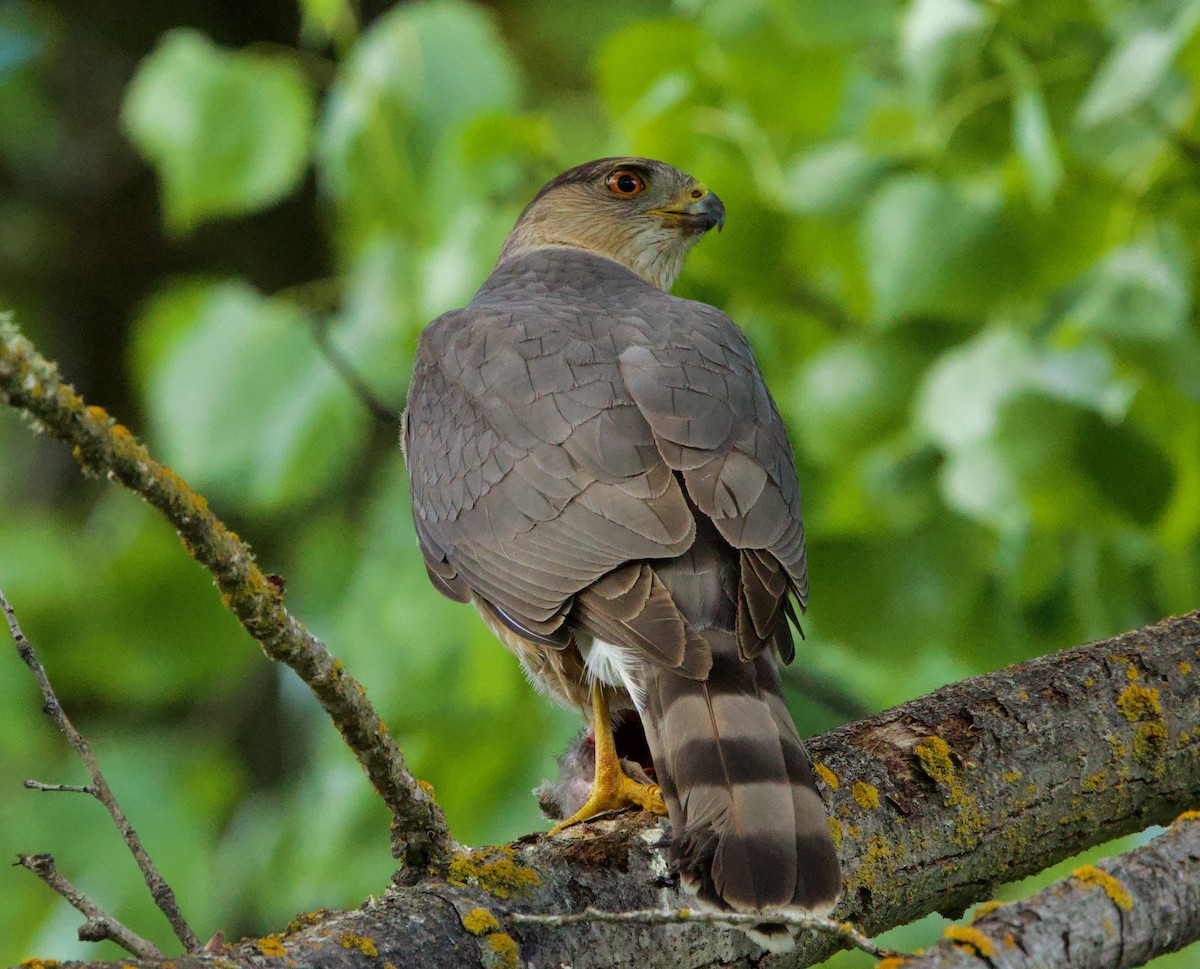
[550,684,668,835]
[550,773,666,834]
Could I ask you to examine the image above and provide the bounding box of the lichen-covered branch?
[3,589,200,952]
[15,854,166,960]
[505,904,900,959]
[14,612,1198,969]
[0,316,452,870]
[891,810,1200,969]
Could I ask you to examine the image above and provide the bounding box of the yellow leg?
[550,685,667,834]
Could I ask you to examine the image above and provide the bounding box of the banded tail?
[639,526,841,914]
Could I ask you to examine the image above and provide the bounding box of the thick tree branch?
[9,613,1196,969]
[0,316,451,870]
[3,590,200,952]
[893,810,1200,969]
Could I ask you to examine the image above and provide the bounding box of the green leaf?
[1075,412,1174,526]
[860,174,1004,324]
[1059,238,1191,343]
[783,141,889,215]
[917,328,1137,451]
[900,0,988,102]
[122,30,314,233]
[791,339,918,462]
[997,42,1062,207]
[0,0,46,78]
[318,0,520,238]
[1077,28,1180,127]
[131,279,366,510]
[300,0,358,47]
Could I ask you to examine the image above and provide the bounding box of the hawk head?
[498,157,725,291]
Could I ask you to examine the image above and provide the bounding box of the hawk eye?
[606,170,646,196]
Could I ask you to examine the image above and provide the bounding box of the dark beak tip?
[709,193,726,233]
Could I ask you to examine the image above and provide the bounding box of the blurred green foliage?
[1,0,1198,965]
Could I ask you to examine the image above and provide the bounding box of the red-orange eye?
[606,170,646,196]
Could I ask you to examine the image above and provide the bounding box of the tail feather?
[584,510,841,916]
[643,630,840,913]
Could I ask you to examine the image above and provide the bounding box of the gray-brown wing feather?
[406,295,701,667]
[406,253,806,670]
[406,250,837,913]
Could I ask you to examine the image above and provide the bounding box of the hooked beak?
[655,188,726,234]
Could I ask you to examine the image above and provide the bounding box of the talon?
[549,686,668,835]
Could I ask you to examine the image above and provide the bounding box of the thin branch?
[897,811,1200,968]
[3,590,201,952]
[0,316,452,870]
[784,665,873,722]
[309,316,404,425]
[505,906,902,960]
[25,780,96,795]
[14,854,166,960]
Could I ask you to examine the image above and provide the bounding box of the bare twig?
[505,906,901,960]
[15,853,166,960]
[310,317,403,424]
[3,589,201,952]
[0,317,453,870]
[897,811,1200,968]
[26,780,96,795]
[784,665,872,722]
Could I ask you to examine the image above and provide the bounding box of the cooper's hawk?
[404,158,841,915]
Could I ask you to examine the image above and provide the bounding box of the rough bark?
[10,613,1197,969]
[892,811,1200,969]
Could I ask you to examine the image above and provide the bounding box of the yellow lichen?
[1102,917,1115,935]
[284,909,332,934]
[1073,865,1133,909]
[814,763,840,789]
[846,834,892,894]
[943,925,994,957]
[1126,666,1140,682]
[913,736,983,847]
[852,781,880,810]
[485,932,519,969]
[1004,933,1017,948]
[462,908,501,936]
[418,779,437,798]
[1133,722,1167,768]
[1180,661,1192,675]
[337,933,377,957]
[970,900,1004,923]
[1176,809,1200,824]
[1117,683,1162,722]
[19,960,60,969]
[1001,770,1022,784]
[256,936,287,957]
[875,959,908,969]
[914,736,955,786]
[829,817,843,850]
[446,847,542,899]
[1081,771,1107,793]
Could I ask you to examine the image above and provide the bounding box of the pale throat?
[498,206,699,291]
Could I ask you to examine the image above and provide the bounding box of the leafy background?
[1,0,1198,964]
